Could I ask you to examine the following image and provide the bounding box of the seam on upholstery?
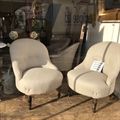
[102,42,112,62]
[73,71,93,91]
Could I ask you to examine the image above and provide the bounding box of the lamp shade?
[0,42,6,48]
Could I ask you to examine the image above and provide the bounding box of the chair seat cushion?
[68,69,109,98]
[17,68,63,95]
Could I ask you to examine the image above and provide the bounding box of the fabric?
[50,42,80,71]
[47,37,70,54]
[10,38,63,95]
[67,42,120,99]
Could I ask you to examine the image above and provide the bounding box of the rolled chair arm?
[106,69,119,86]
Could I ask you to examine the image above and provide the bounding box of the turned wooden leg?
[28,96,32,110]
[92,99,97,113]
[58,91,61,98]
[58,86,61,98]
[68,86,73,97]
[109,93,115,101]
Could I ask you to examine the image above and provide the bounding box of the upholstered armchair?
[47,37,70,54]
[50,42,80,71]
[67,42,120,112]
[9,38,63,110]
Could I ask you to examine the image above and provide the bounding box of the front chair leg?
[58,91,61,98]
[28,95,32,110]
[92,99,97,113]
[57,86,61,98]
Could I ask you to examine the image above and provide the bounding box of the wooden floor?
[0,78,120,120]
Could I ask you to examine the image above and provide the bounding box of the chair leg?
[58,91,61,98]
[28,95,32,110]
[109,93,115,101]
[67,86,73,97]
[57,86,61,98]
[92,99,97,113]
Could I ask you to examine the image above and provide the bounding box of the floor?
[0,77,120,120]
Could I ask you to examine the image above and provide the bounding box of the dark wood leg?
[68,86,73,97]
[109,93,115,101]
[58,86,61,98]
[92,99,97,113]
[58,91,61,98]
[28,95,32,110]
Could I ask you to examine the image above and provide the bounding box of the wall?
[52,0,88,42]
[86,21,120,48]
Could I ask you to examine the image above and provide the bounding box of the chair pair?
[10,39,120,112]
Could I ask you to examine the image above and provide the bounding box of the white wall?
[86,21,120,49]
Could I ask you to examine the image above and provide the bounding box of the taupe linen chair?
[9,38,63,110]
[50,42,80,71]
[67,42,120,112]
[47,37,70,54]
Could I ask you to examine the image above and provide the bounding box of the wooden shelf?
[98,8,120,21]
[101,8,120,14]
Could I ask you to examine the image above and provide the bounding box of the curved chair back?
[67,41,120,112]
[10,38,51,80]
[84,42,120,76]
[47,38,70,54]
[50,42,80,71]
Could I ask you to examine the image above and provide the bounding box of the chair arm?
[74,62,85,70]
[42,61,58,70]
[12,62,22,81]
[106,69,119,86]
[48,62,58,70]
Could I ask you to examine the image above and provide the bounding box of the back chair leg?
[68,86,73,97]
[92,99,97,113]
[109,93,115,101]
[28,95,32,110]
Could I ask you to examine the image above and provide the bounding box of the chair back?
[10,38,50,74]
[83,42,120,76]
[50,42,80,71]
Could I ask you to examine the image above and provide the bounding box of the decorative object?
[30,31,38,39]
[31,0,50,19]
[9,31,18,40]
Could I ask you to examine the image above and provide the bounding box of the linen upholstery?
[47,37,70,54]
[67,42,120,99]
[10,38,63,95]
[50,42,80,71]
